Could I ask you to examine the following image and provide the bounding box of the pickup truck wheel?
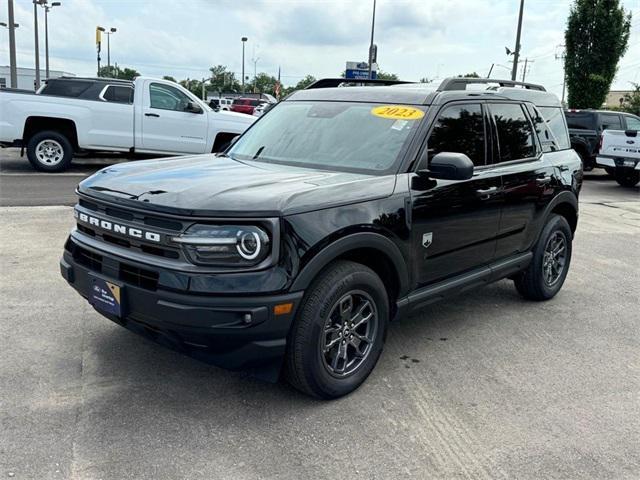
[285,260,389,399]
[514,214,572,301]
[615,170,640,187]
[27,131,73,172]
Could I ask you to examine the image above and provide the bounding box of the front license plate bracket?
[89,274,123,317]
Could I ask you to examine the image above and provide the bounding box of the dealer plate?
[623,160,636,167]
[89,275,123,317]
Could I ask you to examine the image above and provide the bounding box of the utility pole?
[33,0,41,89]
[367,0,377,79]
[241,37,247,94]
[7,0,18,88]
[511,0,524,81]
[555,45,567,106]
[252,56,259,93]
[521,58,534,82]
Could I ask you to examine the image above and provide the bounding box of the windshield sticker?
[371,105,425,120]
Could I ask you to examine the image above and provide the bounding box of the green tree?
[247,72,278,94]
[162,75,177,83]
[179,78,204,99]
[98,65,140,80]
[620,83,640,116]
[280,75,317,96]
[565,0,632,108]
[457,72,480,78]
[376,70,399,81]
[208,65,240,93]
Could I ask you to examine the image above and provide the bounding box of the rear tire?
[604,167,616,177]
[615,170,640,187]
[285,260,389,399]
[514,214,572,301]
[26,130,73,172]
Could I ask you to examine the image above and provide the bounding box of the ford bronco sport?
[60,78,583,399]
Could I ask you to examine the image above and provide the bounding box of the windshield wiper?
[253,146,265,160]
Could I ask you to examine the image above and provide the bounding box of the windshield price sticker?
[371,105,425,120]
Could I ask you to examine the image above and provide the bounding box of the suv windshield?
[228,101,425,174]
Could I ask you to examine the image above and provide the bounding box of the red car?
[230,97,263,115]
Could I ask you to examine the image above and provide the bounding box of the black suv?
[60,78,582,399]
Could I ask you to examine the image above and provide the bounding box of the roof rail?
[437,77,546,92]
[305,78,415,90]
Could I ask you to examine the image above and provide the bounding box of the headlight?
[172,224,271,267]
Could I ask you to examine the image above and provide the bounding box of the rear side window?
[600,113,623,130]
[538,106,571,150]
[565,112,595,130]
[40,80,92,97]
[102,85,133,104]
[428,103,486,166]
[624,116,640,130]
[490,103,536,162]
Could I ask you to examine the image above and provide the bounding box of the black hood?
[78,155,397,217]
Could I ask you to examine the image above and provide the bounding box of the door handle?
[536,176,552,185]
[145,113,160,117]
[475,186,499,200]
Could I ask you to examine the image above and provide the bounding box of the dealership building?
[0,66,75,90]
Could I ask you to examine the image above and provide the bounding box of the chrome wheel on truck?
[26,130,74,172]
[35,139,65,166]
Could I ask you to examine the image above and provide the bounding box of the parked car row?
[566,109,640,172]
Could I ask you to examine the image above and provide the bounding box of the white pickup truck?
[597,129,640,187]
[0,76,255,172]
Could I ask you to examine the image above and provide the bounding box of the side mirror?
[185,101,203,114]
[421,152,474,181]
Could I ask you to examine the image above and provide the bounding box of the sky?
[1,0,639,98]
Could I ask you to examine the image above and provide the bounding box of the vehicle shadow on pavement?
[86,279,523,409]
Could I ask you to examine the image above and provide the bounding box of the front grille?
[73,245,103,272]
[119,263,159,291]
[75,199,186,261]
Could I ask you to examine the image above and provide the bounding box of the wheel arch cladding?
[290,233,409,313]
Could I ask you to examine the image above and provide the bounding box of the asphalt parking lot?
[1,149,639,479]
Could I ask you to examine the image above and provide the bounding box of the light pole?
[105,27,116,70]
[367,0,377,79]
[41,1,61,79]
[96,26,116,75]
[241,36,247,94]
[4,0,19,88]
[33,0,41,89]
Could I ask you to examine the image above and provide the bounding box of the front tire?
[26,130,74,172]
[615,170,640,187]
[514,214,572,301]
[285,260,389,399]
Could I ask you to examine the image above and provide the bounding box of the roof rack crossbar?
[305,78,415,90]
[437,77,546,92]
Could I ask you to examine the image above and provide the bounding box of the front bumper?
[60,237,303,381]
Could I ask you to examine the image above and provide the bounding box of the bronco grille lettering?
[74,209,162,243]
